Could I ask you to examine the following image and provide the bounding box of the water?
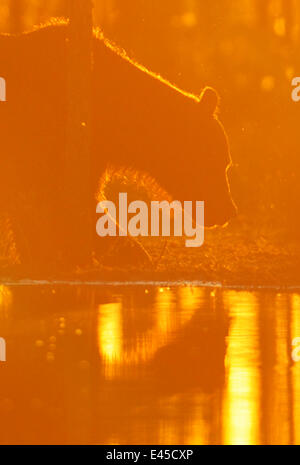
[0,283,300,445]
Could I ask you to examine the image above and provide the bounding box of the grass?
[2,215,299,288]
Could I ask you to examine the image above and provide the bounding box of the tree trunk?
[256,0,269,30]
[283,0,293,42]
[10,0,24,34]
[64,0,93,267]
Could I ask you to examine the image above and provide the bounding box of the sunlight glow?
[97,289,198,380]
[292,294,300,445]
[222,291,260,445]
[0,285,12,315]
[98,302,122,379]
[271,294,291,444]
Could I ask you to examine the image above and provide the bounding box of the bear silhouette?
[0,19,236,270]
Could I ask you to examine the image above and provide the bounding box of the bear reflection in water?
[0,286,228,444]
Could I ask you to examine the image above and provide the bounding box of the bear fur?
[0,19,236,270]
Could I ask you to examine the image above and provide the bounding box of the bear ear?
[199,87,219,115]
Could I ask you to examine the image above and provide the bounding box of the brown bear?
[0,19,236,270]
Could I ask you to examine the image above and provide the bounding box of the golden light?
[274,17,286,37]
[261,75,275,92]
[98,302,122,379]
[178,287,203,325]
[0,285,12,315]
[222,291,260,445]
[292,294,300,445]
[156,286,175,335]
[97,289,199,380]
